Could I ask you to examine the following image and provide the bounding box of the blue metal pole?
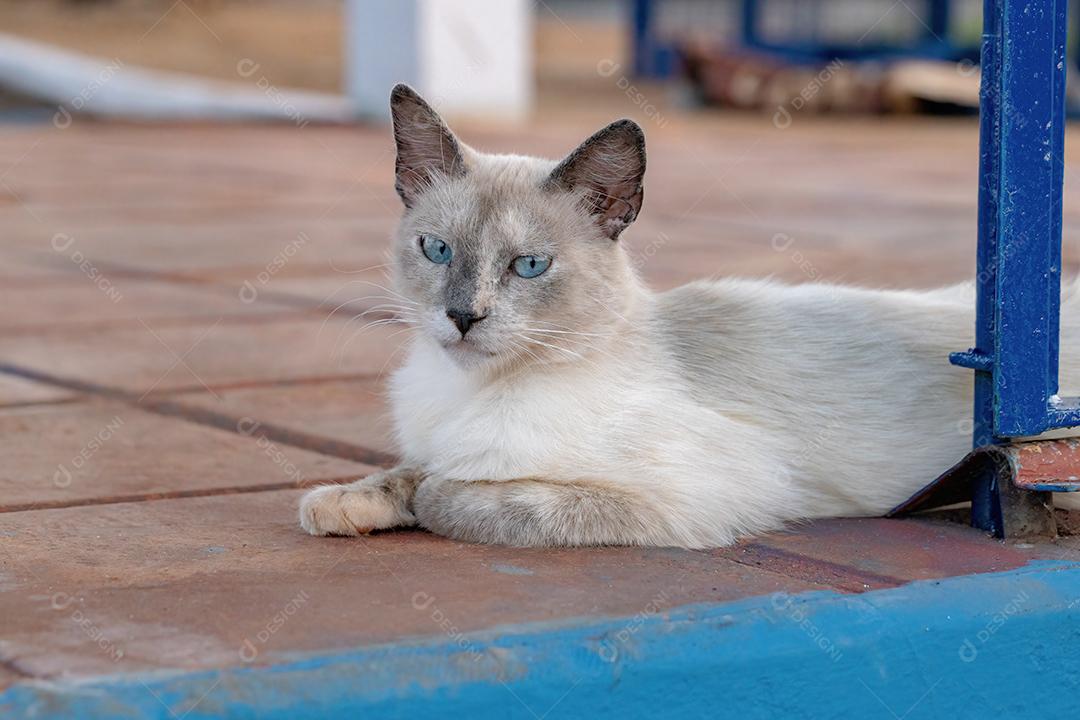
[631,0,655,78]
[741,0,761,51]
[990,0,1066,438]
[952,0,1069,533]
[967,0,1004,530]
[928,0,951,43]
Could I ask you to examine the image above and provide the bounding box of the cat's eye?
[420,234,452,265]
[512,255,551,278]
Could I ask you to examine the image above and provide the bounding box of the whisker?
[328,260,393,275]
[345,313,417,329]
[521,327,614,339]
[586,294,631,324]
[316,290,418,340]
[361,304,420,318]
[329,279,416,305]
[520,329,623,364]
[517,333,586,362]
[331,317,415,359]
[354,294,419,306]
[509,338,545,366]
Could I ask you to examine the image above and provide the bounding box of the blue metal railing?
[738,0,959,64]
[948,0,1074,531]
[950,0,1070,440]
[631,0,978,78]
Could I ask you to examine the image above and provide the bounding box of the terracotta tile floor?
[3,114,1080,689]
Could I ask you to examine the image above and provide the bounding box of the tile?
[171,376,395,453]
[0,373,76,406]
[2,316,410,394]
[0,280,298,333]
[0,401,372,508]
[750,518,1036,583]
[0,489,828,680]
[7,218,395,279]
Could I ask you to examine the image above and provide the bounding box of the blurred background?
[3,0,1080,310]
[0,0,995,124]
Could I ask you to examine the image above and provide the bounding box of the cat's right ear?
[389,84,467,208]
[543,119,646,240]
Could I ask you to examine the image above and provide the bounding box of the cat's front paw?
[298,480,415,537]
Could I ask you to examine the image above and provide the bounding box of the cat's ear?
[389,84,467,208]
[543,119,646,240]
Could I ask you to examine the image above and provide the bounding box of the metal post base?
[889,439,1080,539]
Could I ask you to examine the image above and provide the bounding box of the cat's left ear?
[389,83,467,208]
[543,119,646,240]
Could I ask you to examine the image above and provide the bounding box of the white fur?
[300,87,1080,548]
[388,277,1080,547]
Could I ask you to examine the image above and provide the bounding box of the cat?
[299,83,1080,548]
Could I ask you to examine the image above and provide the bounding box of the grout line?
[0,364,129,402]
[45,258,245,288]
[0,310,320,337]
[0,362,398,468]
[4,256,395,335]
[0,396,85,410]
[142,396,397,467]
[0,475,361,514]
[143,371,383,396]
[729,542,906,592]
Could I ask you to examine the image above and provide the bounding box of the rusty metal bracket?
[889,438,1080,539]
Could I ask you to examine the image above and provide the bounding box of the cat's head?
[387,84,647,372]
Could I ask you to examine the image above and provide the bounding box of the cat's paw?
[298,481,415,537]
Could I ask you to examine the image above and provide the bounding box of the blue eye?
[420,235,452,264]
[512,255,551,278]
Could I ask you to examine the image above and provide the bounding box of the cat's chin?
[439,339,498,368]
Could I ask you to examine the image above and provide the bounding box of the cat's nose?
[446,308,487,337]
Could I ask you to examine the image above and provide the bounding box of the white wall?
[346,0,533,120]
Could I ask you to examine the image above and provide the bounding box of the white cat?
[299,84,1079,548]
